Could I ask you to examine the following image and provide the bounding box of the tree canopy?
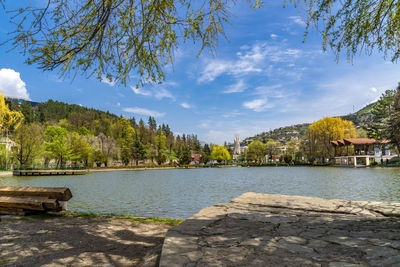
[0,94,24,131]
[211,145,231,163]
[308,117,357,161]
[2,0,399,86]
[366,89,395,139]
[3,0,261,86]
[246,140,266,162]
[295,0,400,62]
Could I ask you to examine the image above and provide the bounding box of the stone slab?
[160,192,400,266]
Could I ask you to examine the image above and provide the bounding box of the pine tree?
[367,89,395,139]
[388,84,400,153]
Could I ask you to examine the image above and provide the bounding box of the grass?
[0,259,10,265]
[20,213,66,220]
[19,211,183,226]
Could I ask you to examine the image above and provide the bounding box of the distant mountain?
[242,101,378,145]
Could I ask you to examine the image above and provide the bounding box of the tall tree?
[177,144,192,165]
[131,133,147,165]
[12,123,43,167]
[308,117,357,162]
[246,140,266,162]
[286,139,299,155]
[44,126,71,168]
[211,145,231,163]
[155,132,167,165]
[115,118,135,165]
[265,139,280,159]
[201,144,211,164]
[366,89,395,139]
[388,85,400,153]
[68,132,92,166]
[0,94,24,131]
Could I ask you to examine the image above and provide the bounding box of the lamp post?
[0,124,8,170]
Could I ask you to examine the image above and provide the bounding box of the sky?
[0,1,399,144]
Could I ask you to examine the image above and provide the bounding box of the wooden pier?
[13,169,88,176]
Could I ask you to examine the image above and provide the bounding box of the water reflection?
[1,167,400,219]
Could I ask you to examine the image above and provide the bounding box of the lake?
[1,167,400,219]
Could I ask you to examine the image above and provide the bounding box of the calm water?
[1,167,400,219]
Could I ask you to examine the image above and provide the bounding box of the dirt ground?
[0,213,177,266]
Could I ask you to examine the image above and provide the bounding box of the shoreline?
[1,164,399,178]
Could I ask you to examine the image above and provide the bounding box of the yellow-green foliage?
[211,145,231,163]
[247,140,266,162]
[308,117,357,161]
[0,93,24,131]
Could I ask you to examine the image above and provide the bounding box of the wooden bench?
[0,186,73,215]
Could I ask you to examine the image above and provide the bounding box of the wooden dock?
[0,186,72,215]
[13,169,88,176]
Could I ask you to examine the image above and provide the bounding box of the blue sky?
[1,1,399,144]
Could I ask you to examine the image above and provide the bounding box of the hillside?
[242,101,379,145]
[2,96,206,168]
[341,101,377,127]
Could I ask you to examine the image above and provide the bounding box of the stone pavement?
[160,193,400,266]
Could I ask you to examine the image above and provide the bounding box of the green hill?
[242,101,379,145]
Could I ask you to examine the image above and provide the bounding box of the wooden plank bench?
[0,186,73,215]
[0,186,72,201]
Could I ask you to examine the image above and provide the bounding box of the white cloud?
[197,61,231,82]
[0,68,29,99]
[131,86,152,96]
[197,42,306,83]
[370,87,378,92]
[155,87,175,100]
[130,85,175,100]
[243,98,273,112]
[270,34,278,39]
[123,107,165,117]
[288,16,306,26]
[254,84,284,97]
[222,111,242,118]
[101,76,116,86]
[223,80,247,94]
[180,102,192,109]
[199,120,210,129]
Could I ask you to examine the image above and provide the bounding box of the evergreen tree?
[388,85,400,153]
[177,144,191,165]
[366,89,395,139]
[131,133,147,165]
[201,144,211,164]
[148,116,157,131]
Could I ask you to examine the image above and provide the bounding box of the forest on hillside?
[1,84,399,169]
[0,96,232,169]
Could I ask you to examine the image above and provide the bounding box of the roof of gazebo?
[331,138,390,147]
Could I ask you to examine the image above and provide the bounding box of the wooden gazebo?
[330,138,391,166]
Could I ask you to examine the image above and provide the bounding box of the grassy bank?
[19,211,184,226]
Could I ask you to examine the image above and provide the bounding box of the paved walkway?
[160,193,400,266]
